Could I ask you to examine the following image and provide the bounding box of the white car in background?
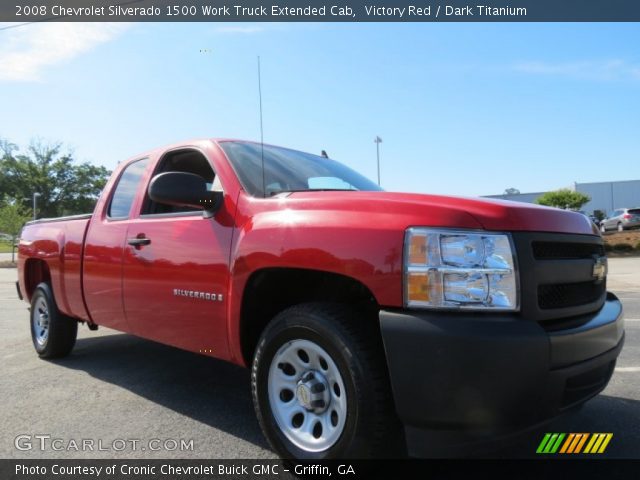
[600,208,640,232]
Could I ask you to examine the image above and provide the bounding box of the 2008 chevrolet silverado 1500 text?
[17,139,624,458]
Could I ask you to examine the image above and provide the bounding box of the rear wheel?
[617,223,624,232]
[30,283,77,358]
[251,303,401,459]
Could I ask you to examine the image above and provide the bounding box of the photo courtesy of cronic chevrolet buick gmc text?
[16,139,624,459]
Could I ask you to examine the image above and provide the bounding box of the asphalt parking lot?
[1,258,638,459]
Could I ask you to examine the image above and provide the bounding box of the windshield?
[218,141,383,197]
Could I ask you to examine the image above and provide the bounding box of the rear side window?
[108,158,149,219]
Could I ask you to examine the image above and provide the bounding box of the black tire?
[251,303,402,459]
[30,283,77,358]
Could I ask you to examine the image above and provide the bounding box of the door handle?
[127,236,151,248]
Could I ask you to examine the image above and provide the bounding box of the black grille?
[532,241,605,260]
[538,281,606,310]
[512,232,606,322]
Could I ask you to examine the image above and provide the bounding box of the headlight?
[404,228,519,310]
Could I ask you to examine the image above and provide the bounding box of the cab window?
[142,149,216,215]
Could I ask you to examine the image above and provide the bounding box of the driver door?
[121,148,234,358]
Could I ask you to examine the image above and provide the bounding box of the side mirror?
[148,172,223,214]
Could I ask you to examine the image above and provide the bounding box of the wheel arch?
[23,258,52,302]
[239,267,380,366]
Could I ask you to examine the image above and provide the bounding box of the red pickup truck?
[17,139,624,458]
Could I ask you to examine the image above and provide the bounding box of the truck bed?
[18,214,92,322]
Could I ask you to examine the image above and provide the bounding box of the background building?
[485,180,640,215]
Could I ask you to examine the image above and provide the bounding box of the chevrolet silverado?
[17,139,624,458]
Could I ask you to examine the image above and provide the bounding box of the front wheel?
[251,303,401,459]
[30,283,77,358]
[600,223,606,234]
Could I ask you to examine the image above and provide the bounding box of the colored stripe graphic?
[597,434,613,453]
[550,433,565,453]
[544,433,559,453]
[559,433,575,453]
[583,434,598,453]
[536,433,565,453]
[538,433,613,454]
[536,433,552,453]
[574,434,589,453]
[584,433,614,454]
[567,433,584,453]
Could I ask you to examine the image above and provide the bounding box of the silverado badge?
[173,289,223,302]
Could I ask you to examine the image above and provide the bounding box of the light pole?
[32,192,41,221]
[374,136,382,186]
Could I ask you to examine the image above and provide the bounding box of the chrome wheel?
[617,223,624,232]
[32,296,50,346]
[268,339,347,452]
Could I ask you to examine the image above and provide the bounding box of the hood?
[282,191,599,236]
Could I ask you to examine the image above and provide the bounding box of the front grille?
[538,281,606,310]
[511,233,606,322]
[532,241,604,260]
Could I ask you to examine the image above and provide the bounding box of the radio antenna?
[258,56,266,198]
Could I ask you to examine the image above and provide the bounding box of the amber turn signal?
[407,272,430,302]
[408,234,427,265]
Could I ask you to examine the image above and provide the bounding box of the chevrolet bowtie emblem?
[592,256,607,284]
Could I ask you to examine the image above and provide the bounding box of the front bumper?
[379,292,624,457]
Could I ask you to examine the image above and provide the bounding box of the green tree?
[535,189,591,210]
[0,139,110,218]
[0,198,31,262]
